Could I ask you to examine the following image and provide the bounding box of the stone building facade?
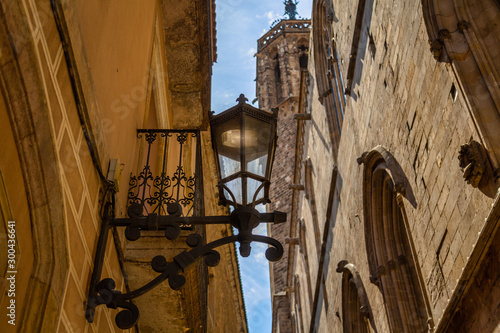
[0,1,247,332]
[256,15,311,333]
[260,0,500,332]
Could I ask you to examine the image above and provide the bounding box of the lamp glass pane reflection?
[244,114,270,177]
[214,116,241,180]
[210,95,277,207]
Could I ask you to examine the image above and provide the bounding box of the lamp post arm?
[112,211,286,227]
[90,230,283,329]
[112,210,287,242]
[85,199,286,329]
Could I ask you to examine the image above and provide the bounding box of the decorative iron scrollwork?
[87,205,285,329]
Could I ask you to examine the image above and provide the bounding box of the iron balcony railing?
[127,129,203,224]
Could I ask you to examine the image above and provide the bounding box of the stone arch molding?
[312,0,337,138]
[0,1,69,331]
[357,145,417,208]
[336,261,373,328]
[422,0,500,180]
[312,0,347,153]
[359,146,433,332]
[359,146,410,281]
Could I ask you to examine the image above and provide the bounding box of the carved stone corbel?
[396,193,405,208]
[395,182,406,196]
[458,139,487,188]
[336,260,349,273]
[438,29,451,41]
[429,29,451,63]
[369,274,379,284]
[430,39,446,62]
[357,151,369,165]
[457,20,470,33]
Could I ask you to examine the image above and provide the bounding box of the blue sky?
[212,0,312,112]
[211,1,312,332]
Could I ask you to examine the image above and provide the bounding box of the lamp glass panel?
[215,116,241,179]
[244,115,271,177]
[219,155,240,180]
[223,177,242,205]
[247,178,264,203]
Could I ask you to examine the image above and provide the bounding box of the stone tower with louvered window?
[255,2,311,331]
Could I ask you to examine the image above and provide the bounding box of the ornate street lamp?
[210,93,280,256]
[85,94,286,329]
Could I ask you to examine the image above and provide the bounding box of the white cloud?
[255,10,273,19]
[256,10,282,25]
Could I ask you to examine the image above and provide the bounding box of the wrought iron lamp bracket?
[86,118,285,329]
[85,200,286,329]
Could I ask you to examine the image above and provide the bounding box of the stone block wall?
[269,99,299,295]
[273,0,500,332]
[255,21,311,332]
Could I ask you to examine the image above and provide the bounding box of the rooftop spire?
[284,0,299,20]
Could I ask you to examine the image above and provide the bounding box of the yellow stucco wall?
[0,0,247,332]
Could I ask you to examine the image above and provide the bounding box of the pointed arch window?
[337,261,371,333]
[297,39,309,69]
[360,146,433,332]
[298,218,314,306]
[304,158,322,256]
[273,52,283,103]
[293,274,305,333]
[312,0,346,149]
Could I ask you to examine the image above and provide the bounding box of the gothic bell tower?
[255,2,310,332]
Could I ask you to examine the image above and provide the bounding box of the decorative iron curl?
[144,132,157,144]
[127,166,154,210]
[91,231,283,329]
[122,203,181,241]
[92,278,140,330]
[176,132,188,144]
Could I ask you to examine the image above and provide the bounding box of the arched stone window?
[304,158,322,255]
[293,274,305,333]
[274,53,283,102]
[344,0,374,96]
[312,0,346,150]
[298,219,314,306]
[258,46,282,109]
[337,261,371,333]
[360,146,433,332]
[297,38,309,69]
[422,0,500,180]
